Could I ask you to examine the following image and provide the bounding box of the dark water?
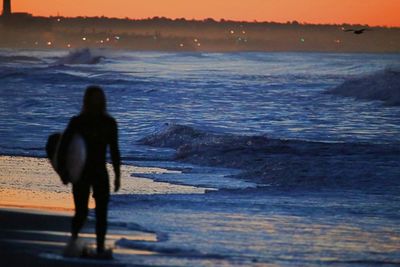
[1,49,399,266]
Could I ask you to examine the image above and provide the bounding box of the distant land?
[1,15,399,52]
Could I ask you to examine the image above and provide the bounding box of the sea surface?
[0,49,400,266]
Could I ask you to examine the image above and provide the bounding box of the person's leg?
[71,182,90,239]
[94,194,109,253]
[93,176,110,253]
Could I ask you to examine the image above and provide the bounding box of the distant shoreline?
[1,16,399,53]
[1,47,400,55]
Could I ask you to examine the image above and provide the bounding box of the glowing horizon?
[9,0,400,27]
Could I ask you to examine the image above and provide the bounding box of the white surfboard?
[47,132,87,184]
[65,133,87,184]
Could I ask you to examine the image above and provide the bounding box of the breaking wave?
[328,68,400,106]
[53,48,104,65]
[140,124,400,190]
[0,55,42,63]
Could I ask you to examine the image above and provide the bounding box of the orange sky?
[10,0,400,27]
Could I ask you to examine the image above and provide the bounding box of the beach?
[0,209,124,267]
[1,50,400,266]
[0,155,205,266]
[0,207,166,267]
[1,155,400,266]
[1,0,400,264]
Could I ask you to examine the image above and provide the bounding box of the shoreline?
[0,208,76,267]
[2,47,400,54]
[0,155,86,211]
[0,154,211,265]
[0,155,206,210]
[0,207,157,266]
[1,149,399,265]
[0,154,207,265]
[1,17,399,53]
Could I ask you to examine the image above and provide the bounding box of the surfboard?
[46,132,87,184]
[66,133,87,184]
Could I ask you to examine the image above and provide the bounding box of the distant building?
[1,0,36,27]
[2,0,32,19]
[2,0,11,17]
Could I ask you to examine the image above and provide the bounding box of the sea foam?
[140,124,400,190]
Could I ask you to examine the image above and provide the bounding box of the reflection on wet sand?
[0,155,207,211]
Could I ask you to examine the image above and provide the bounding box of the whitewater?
[0,49,400,266]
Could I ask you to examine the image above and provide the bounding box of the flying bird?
[343,28,371,35]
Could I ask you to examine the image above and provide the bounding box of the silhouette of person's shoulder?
[71,114,116,128]
[66,114,116,134]
[66,115,81,129]
[102,114,118,127]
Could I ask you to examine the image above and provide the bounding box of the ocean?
[0,49,399,266]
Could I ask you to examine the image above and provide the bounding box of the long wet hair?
[82,86,107,115]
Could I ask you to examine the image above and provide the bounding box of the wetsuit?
[58,113,120,251]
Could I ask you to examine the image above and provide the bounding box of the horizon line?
[9,13,400,28]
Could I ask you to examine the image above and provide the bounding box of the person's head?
[82,86,107,115]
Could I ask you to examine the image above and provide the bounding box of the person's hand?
[114,179,120,192]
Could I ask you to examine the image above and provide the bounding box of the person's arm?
[110,118,121,192]
[57,117,77,184]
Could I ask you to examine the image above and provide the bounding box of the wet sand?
[0,208,96,267]
[0,155,204,211]
[0,208,160,266]
[0,155,205,266]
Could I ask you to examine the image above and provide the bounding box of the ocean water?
[0,49,400,266]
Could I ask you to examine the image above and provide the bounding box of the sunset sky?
[11,0,400,27]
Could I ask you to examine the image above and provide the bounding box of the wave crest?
[0,55,42,63]
[53,48,104,65]
[329,68,400,106]
[140,124,400,190]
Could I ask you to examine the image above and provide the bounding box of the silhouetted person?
[58,86,121,256]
